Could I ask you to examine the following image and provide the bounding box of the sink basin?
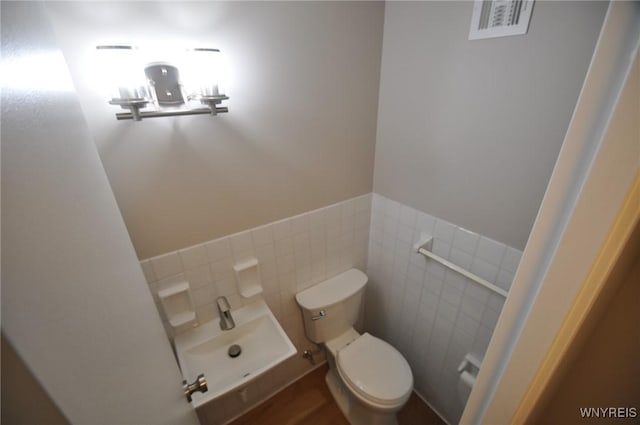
[174,299,297,407]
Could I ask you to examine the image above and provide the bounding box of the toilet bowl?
[296,269,413,425]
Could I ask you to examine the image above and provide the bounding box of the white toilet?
[296,268,413,425]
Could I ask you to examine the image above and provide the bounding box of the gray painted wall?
[1,3,198,424]
[46,1,385,259]
[374,1,608,250]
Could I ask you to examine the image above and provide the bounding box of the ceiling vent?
[469,0,535,40]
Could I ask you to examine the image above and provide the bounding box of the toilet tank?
[295,268,368,343]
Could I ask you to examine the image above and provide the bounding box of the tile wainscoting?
[138,192,520,424]
[139,194,371,423]
[366,194,522,424]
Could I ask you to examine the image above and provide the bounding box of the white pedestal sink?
[174,299,297,407]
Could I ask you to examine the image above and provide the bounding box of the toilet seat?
[336,333,413,408]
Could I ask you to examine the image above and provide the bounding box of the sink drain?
[228,344,242,358]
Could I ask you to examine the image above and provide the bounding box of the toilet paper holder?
[457,353,481,375]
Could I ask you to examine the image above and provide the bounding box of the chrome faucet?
[182,374,208,402]
[216,296,235,330]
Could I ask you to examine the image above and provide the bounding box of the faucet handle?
[183,373,208,403]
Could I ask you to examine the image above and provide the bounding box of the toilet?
[296,269,413,425]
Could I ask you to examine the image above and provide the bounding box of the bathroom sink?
[174,299,297,407]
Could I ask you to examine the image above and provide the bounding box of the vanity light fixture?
[96,45,229,121]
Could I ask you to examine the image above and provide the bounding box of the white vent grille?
[469,0,534,40]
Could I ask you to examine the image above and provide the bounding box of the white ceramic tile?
[276,253,295,276]
[341,198,356,218]
[354,194,371,213]
[441,284,463,308]
[501,246,522,273]
[229,231,254,257]
[311,259,326,283]
[384,197,401,219]
[452,228,479,255]
[355,226,369,246]
[139,260,156,283]
[341,229,354,248]
[397,223,414,244]
[215,277,237,297]
[326,254,342,276]
[290,214,310,235]
[449,328,474,354]
[355,209,371,229]
[487,293,506,313]
[409,250,427,271]
[278,271,296,294]
[370,209,384,230]
[416,211,436,234]
[295,247,311,268]
[275,236,293,257]
[326,221,341,242]
[454,312,480,337]
[472,325,494,356]
[204,238,232,262]
[308,208,325,229]
[371,193,385,213]
[279,290,299,318]
[226,294,244,310]
[481,306,500,328]
[407,263,425,287]
[461,293,486,321]
[295,263,312,288]
[436,299,459,323]
[150,252,183,280]
[383,215,398,236]
[471,257,499,283]
[399,204,417,227]
[209,258,233,282]
[496,268,515,291]
[272,219,293,240]
[251,225,274,247]
[185,264,214,290]
[443,269,467,292]
[254,242,276,263]
[463,281,491,304]
[424,276,444,296]
[432,240,451,259]
[192,285,216,308]
[476,236,506,266]
[292,232,310,254]
[324,204,342,228]
[196,303,217,324]
[431,316,454,348]
[449,248,473,270]
[425,260,447,281]
[155,273,187,296]
[420,292,438,320]
[263,292,282,320]
[179,244,208,270]
[261,267,279,295]
[434,219,456,244]
[341,213,356,235]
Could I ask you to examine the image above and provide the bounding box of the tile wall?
[366,194,522,424]
[139,194,371,423]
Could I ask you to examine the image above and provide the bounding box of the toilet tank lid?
[296,269,367,310]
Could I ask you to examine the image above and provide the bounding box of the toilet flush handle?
[311,310,327,321]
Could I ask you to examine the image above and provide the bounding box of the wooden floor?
[229,364,445,425]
